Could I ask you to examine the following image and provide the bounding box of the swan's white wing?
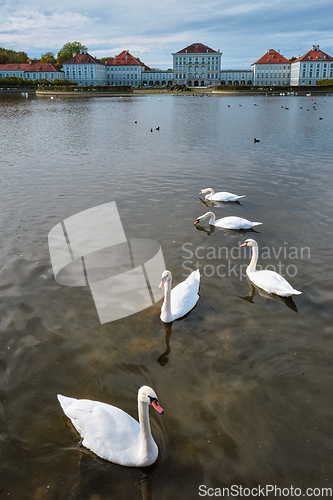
[248,270,301,297]
[215,216,262,230]
[170,270,200,320]
[57,395,142,465]
[209,191,245,201]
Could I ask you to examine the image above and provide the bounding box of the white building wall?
[252,63,290,86]
[291,59,333,86]
[172,51,222,86]
[107,65,143,86]
[220,70,253,84]
[0,69,64,81]
[141,70,173,85]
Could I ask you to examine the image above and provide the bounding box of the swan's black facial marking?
[148,395,164,414]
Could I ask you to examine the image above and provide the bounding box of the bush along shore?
[2,80,333,96]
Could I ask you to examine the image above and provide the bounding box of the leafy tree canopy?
[57,42,87,66]
[316,79,333,86]
[0,47,28,64]
[40,52,57,64]
[100,57,114,63]
[289,56,297,62]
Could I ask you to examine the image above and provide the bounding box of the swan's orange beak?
[240,242,247,247]
[151,400,164,414]
[159,277,167,288]
[194,219,199,225]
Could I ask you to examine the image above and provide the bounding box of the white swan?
[159,269,200,323]
[195,212,262,230]
[57,385,164,467]
[241,239,302,297]
[200,188,245,202]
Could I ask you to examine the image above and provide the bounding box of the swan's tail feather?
[237,195,246,199]
[291,290,302,295]
[252,222,262,226]
[193,269,200,282]
[57,394,76,413]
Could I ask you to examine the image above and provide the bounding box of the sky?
[0,0,332,69]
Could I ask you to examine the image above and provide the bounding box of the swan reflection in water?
[136,473,154,500]
[77,451,156,500]
[199,198,244,208]
[239,278,299,312]
[194,221,261,236]
[157,321,173,366]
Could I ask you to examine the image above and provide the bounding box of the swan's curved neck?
[207,188,215,196]
[206,212,216,224]
[248,245,258,273]
[161,279,173,322]
[138,400,155,458]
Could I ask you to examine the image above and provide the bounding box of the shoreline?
[1,88,332,97]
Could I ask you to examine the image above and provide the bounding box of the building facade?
[251,49,291,86]
[62,49,106,86]
[220,70,253,85]
[172,43,222,86]
[106,51,143,86]
[291,45,333,86]
[0,63,64,81]
[141,69,173,86]
[3,44,333,89]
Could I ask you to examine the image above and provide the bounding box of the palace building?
[0,63,64,82]
[2,43,332,88]
[290,45,333,86]
[172,43,222,87]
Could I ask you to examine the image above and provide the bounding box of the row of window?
[302,69,332,77]
[108,75,138,79]
[257,81,287,85]
[302,62,333,68]
[108,67,138,72]
[257,65,289,70]
[175,56,219,62]
[175,73,219,79]
[0,73,56,79]
[258,73,289,78]
[175,63,219,68]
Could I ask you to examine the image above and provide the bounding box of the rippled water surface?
[0,92,332,499]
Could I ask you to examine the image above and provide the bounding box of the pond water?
[0,92,332,499]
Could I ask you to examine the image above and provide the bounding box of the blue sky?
[0,0,332,69]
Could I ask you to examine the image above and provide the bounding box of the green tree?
[289,56,297,62]
[100,57,114,63]
[0,47,28,63]
[40,52,57,64]
[57,42,87,66]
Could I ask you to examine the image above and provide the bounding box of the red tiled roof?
[176,43,218,54]
[0,63,61,72]
[253,49,290,65]
[107,51,143,66]
[62,52,104,65]
[294,47,333,62]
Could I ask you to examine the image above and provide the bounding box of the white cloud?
[0,0,332,68]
